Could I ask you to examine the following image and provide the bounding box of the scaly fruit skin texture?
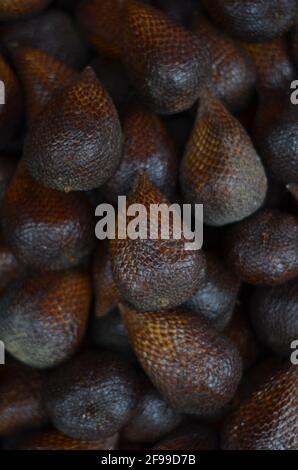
[180,90,267,226]
[120,304,242,416]
[0,270,91,369]
[201,0,297,43]
[225,209,298,286]
[122,0,211,114]
[222,363,298,450]
[153,425,219,451]
[250,279,298,357]
[110,173,206,311]
[3,161,95,271]
[24,67,122,192]
[0,0,51,20]
[46,351,139,440]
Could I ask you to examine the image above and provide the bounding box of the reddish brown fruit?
[201,0,297,42]
[0,154,17,203]
[222,363,298,450]
[250,279,298,357]
[224,209,298,286]
[110,174,206,311]
[93,243,122,317]
[11,428,118,450]
[180,90,267,226]
[0,237,19,294]
[192,16,256,112]
[0,0,51,20]
[120,304,242,416]
[185,253,240,331]
[46,351,139,440]
[103,103,178,203]
[153,425,219,450]
[0,55,22,149]
[24,67,122,192]
[122,0,211,114]
[122,378,182,443]
[13,48,76,127]
[0,359,48,436]
[3,161,95,271]
[0,270,91,368]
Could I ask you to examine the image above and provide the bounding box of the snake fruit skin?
[153,425,219,450]
[110,173,206,311]
[122,0,211,114]
[180,91,267,226]
[222,363,298,450]
[0,0,51,20]
[0,270,91,368]
[24,67,122,191]
[120,304,242,416]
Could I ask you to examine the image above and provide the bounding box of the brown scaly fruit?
[103,102,178,203]
[191,15,256,113]
[0,0,51,20]
[0,359,48,436]
[9,428,118,450]
[109,173,206,311]
[121,0,211,114]
[185,253,240,331]
[0,55,22,149]
[153,425,219,450]
[120,304,242,416]
[250,279,298,357]
[224,209,298,286]
[180,90,267,226]
[201,0,297,43]
[3,161,95,271]
[46,351,139,440]
[13,48,76,128]
[24,67,122,192]
[222,363,298,450]
[0,269,91,368]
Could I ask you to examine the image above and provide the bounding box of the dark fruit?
[224,209,298,285]
[110,173,206,311]
[155,0,200,27]
[46,351,139,440]
[24,67,122,192]
[0,237,19,293]
[0,154,17,203]
[3,161,95,271]
[153,425,219,450]
[120,304,242,416]
[91,309,132,355]
[0,269,91,368]
[0,0,51,20]
[180,90,267,226]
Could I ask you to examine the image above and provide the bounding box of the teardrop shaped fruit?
[46,351,139,440]
[122,0,211,114]
[120,304,242,415]
[0,359,48,436]
[180,90,267,226]
[76,0,124,59]
[191,15,256,112]
[93,242,122,317]
[0,55,22,149]
[0,236,19,294]
[153,424,219,450]
[122,377,182,443]
[109,173,206,311]
[239,37,295,91]
[250,279,298,357]
[0,269,91,368]
[103,103,178,203]
[222,363,298,450]
[224,209,298,286]
[185,253,240,331]
[3,161,95,271]
[253,90,298,184]
[11,428,118,450]
[0,0,51,20]
[13,48,76,127]
[24,67,122,192]
[0,9,88,69]
[201,0,297,42]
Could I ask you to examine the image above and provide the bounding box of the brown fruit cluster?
[0,0,297,453]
